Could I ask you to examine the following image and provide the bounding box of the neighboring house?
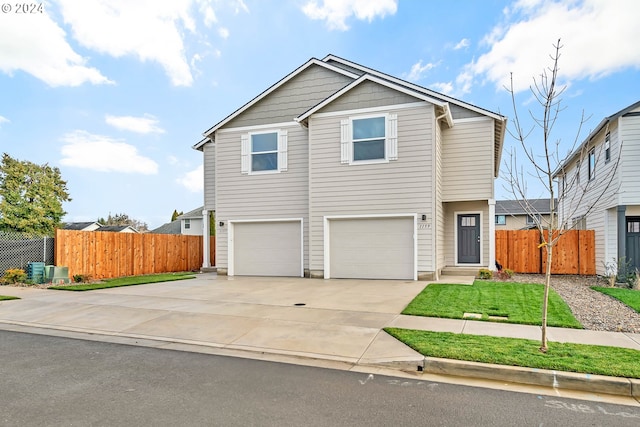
[95,225,139,233]
[555,100,640,274]
[495,199,555,230]
[62,222,102,231]
[150,207,206,235]
[176,207,205,236]
[194,55,506,280]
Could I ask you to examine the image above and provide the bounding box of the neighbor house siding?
[224,65,353,129]
[214,125,309,271]
[308,103,434,273]
[620,111,640,204]
[441,118,494,201]
[204,143,215,210]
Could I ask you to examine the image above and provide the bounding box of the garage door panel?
[329,217,414,280]
[233,221,301,277]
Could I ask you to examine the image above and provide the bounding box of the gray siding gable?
[223,64,354,129]
[316,80,424,114]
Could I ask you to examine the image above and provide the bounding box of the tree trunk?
[540,243,553,353]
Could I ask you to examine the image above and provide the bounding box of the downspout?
[432,105,452,279]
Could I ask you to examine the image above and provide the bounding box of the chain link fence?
[0,231,54,277]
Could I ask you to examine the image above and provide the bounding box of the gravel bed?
[510,274,640,333]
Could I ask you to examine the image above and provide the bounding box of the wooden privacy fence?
[55,229,216,280]
[495,229,595,275]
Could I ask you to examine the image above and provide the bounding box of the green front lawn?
[591,286,640,312]
[403,281,582,328]
[385,328,640,379]
[50,272,196,291]
[0,295,19,301]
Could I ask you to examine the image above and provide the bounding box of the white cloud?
[464,0,640,94]
[454,38,470,50]
[0,116,9,127]
[177,165,203,192]
[105,114,165,134]
[60,130,159,174]
[302,0,397,31]
[218,27,230,39]
[0,11,112,86]
[56,0,201,86]
[431,82,454,95]
[406,60,439,82]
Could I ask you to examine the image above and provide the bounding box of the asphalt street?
[1,330,639,426]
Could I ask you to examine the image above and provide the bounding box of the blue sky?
[1,0,639,229]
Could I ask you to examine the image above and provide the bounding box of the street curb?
[420,357,639,398]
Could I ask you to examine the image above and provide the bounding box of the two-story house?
[555,100,640,274]
[194,55,506,280]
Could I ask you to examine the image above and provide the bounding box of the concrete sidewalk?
[0,273,639,399]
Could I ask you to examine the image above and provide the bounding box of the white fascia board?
[202,58,359,138]
[296,74,445,123]
[323,54,505,121]
[193,137,212,151]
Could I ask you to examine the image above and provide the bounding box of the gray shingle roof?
[495,199,555,215]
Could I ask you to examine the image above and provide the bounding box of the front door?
[626,217,640,270]
[458,214,480,264]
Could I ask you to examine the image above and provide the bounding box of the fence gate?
[0,231,55,277]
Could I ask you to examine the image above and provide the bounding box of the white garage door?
[233,221,302,277]
[329,217,414,280]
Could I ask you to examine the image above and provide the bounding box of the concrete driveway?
[0,273,432,367]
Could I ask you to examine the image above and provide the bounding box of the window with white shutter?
[242,129,288,174]
[342,113,398,165]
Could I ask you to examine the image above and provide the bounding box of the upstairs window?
[576,160,580,184]
[605,132,610,163]
[341,113,397,164]
[241,130,288,174]
[588,148,595,181]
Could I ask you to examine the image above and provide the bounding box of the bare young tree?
[503,39,620,352]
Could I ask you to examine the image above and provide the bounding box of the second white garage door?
[232,220,302,277]
[328,217,415,280]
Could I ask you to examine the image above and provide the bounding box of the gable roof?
[177,206,204,220]
[194,54,507,176]
[554,99,640,177]
[96,225,138,233]
[496,199,555,215]
[192,58,359,150]
[295,73,453,127]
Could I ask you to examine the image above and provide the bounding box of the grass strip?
[591,287,640,312]
[402,281,582,328]
[385,328,640,379]
[0,295,19,301]
[50,272,196,291]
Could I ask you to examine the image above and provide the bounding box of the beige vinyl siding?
[443,201,490,267]
[620,112,640,204]
[308,104,434,273]
[203,143,215,210]
[224,65,353,129]
[441,118,494,201]
[495,213,552,230]
[318,80,421,113]
[449,104,483,120]
[604,207,617,267]
[214,125,309,271]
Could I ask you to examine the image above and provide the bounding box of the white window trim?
[241,129,288,175]
[341,113,398,165]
